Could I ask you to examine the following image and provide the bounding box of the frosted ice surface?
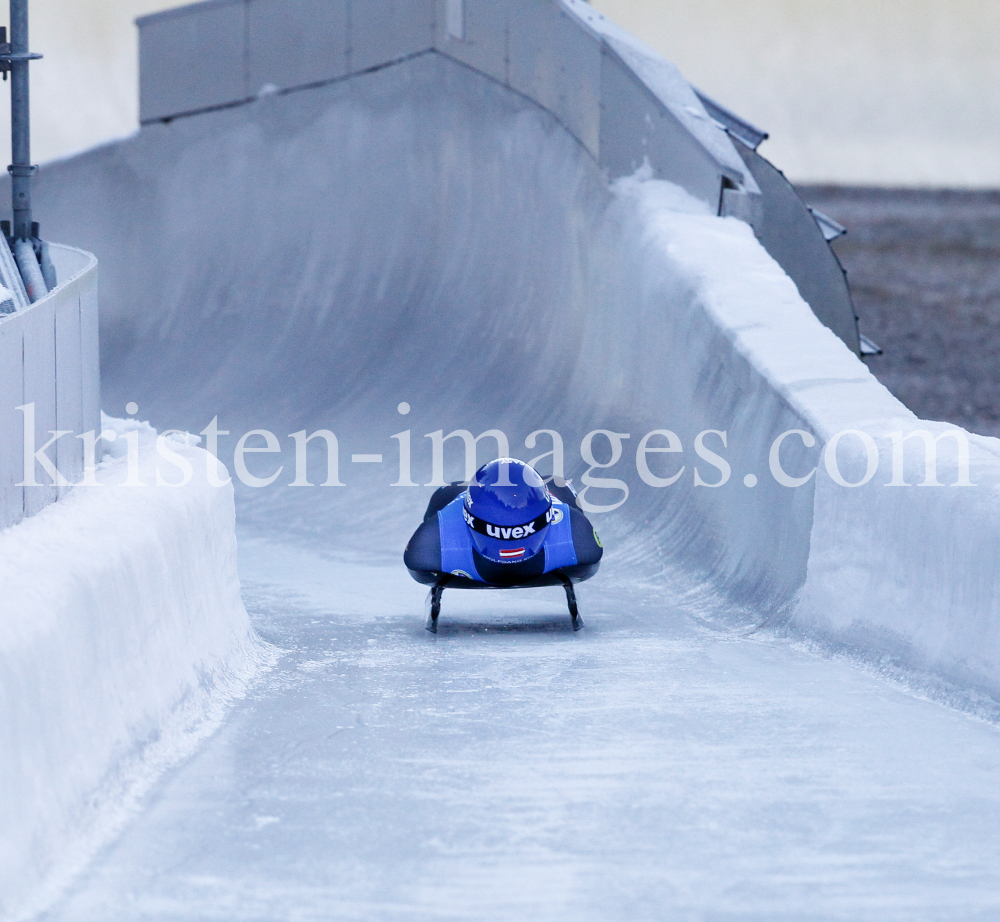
[41,536,1000,922]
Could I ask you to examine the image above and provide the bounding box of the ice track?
[41,539,1000,921]
[28,47,1000,922]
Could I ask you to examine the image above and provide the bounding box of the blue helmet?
[464,459,553,564]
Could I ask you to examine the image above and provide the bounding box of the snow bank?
[0,417,267,922]
[607,171,1000,700]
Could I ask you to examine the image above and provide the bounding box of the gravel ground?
[799,186,1000,437]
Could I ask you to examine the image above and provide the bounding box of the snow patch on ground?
[0,418,272,922]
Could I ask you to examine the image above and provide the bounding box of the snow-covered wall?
[0,421,266,922]
[600,172,1000,697]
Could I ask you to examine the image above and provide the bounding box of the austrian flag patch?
[498,547,526,559]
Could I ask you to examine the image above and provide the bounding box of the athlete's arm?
[569,508,603,566]
[404,518,442,573]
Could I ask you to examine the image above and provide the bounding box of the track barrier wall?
[133,0,860,351]
[135,0,754,214]
[0,244,99,529]
[0,425,264,921]
[603,176,1000,697]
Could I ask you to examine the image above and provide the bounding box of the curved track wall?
[33,55,816,611]
[132,0,860,352]
[27,10,1000,695]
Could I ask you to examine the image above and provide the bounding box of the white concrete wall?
[0,244,99,529]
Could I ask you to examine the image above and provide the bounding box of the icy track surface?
[44,537,1000,921]
[29,54,1000,919]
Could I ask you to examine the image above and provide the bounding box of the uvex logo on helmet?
[487,522,536,540]
[463,504,554,541]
